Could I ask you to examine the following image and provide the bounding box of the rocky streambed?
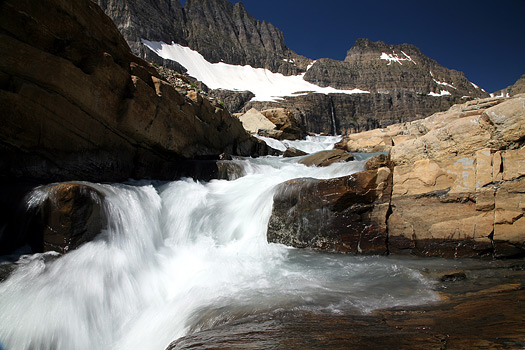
[169,259,525,350]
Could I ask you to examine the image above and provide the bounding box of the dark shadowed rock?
[39,184,106,253]
[0,0,266,183]
[267,168,392,254]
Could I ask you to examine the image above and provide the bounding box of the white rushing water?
[0,137,439,350]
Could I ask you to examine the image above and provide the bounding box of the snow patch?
[143,40,369,102]
[490,92,510,98]
[430,71,456,89]
[380,51,416,65]
[306,60,316,71]
[429,90,452,97]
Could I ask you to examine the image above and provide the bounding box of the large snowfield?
[142,40,370,102]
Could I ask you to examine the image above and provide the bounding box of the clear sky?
[180,0,524,92]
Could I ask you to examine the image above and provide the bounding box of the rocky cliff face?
[306,38,486,98]
[247,90,458,134]
[0,0,269,184]
[94,0,310,75]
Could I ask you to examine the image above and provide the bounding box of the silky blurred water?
[0,137,440,350]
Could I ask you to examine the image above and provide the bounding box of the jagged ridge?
[94,0,310,75]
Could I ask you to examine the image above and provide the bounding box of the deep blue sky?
[180,0,524,92]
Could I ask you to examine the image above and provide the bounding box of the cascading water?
[329,97,337,136]
[0,137,439,350]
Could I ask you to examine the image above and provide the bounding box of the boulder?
[260,108,307,140]
[298,149,354,167]
[267,168,392,254]
[238,108,276,134]
[364,154,391,170]
[39,184,106,253]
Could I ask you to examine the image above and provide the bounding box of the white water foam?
[254,134,342,153]
[0,139,439,350]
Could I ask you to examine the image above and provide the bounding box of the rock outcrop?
[0,0,269,184]
[269,95,525,258]
[387,95,525,258]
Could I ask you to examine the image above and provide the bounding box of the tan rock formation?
[260,108,306,140]
[238,108,276,134]
[271,94,524,258]
[386,93,525,257]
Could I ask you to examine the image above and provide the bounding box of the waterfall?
[329,97,337,135]
[0,137,439,350]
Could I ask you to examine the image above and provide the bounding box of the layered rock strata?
[269,95,525,258]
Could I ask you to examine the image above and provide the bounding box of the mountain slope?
[94,0,310,75]
[305,38,486,98]
[492,74,525,97]
[95,0,491,134]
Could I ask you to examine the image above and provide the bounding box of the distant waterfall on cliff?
[0,137,439,350]
[329,97,337,135]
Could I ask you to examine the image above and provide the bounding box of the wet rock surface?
[168,261,525,350]
[267,168,392,254]
[39,184,106,254]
